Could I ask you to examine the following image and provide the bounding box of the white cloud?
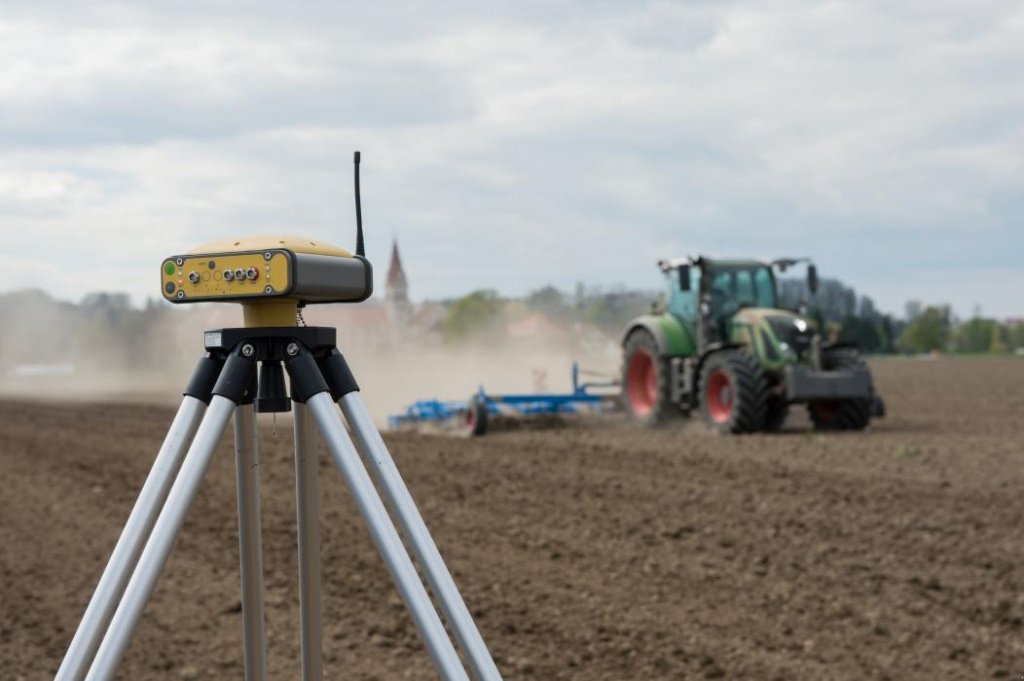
[0,0,1021,317]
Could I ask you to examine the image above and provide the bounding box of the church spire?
[386,240,407,296]
[385,239,410,323]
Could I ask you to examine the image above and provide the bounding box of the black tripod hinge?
[319,348,360,400]
[238,364,259,406]
[183,354,226,405]
[285,349,330,403]
[212,349,258,404]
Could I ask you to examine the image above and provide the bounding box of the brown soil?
[2,357,1023,680]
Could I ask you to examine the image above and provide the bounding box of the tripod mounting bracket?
[202,327,359,405]
[204,327,337,360]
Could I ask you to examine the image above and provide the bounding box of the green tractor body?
[621,256,884,433]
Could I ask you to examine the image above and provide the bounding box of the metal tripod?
[54,326,502,681]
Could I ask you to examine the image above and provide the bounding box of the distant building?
[386,239,413,324]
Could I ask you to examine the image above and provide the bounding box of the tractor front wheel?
[697,350,768,434]
[622,331,677,426]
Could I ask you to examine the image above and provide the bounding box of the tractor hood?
[731,308,817,366]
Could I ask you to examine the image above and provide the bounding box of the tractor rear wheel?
[622,330,677,426]
[697,350,768,434]
[807,348,873,431]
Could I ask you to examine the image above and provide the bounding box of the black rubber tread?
[466,396,488,437]
[697,350,768,434]
[763,397,789,432]
[807,348,873,431]
[621,330,679,426]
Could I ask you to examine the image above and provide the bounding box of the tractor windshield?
[707,263,777,312]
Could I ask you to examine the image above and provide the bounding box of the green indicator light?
[163,261,176,275]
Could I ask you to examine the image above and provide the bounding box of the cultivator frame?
[389,363,620,436]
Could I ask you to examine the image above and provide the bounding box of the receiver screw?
[263,251,272,260]
[175,257,184,266]
[242,344,255,357]
[286,342,299,357]
[175,290,185,300]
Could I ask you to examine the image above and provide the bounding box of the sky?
[1,1,1021,319]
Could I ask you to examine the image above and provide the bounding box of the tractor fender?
[621,314,695,358]
[695,343,744,372]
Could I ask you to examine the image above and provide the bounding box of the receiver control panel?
[162,249,291,303]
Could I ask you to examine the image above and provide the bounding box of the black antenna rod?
[353,151,365,257]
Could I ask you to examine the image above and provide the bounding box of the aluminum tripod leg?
[304,392,469,681]
[339,392,502,681]
[83,395,238,681]
[293,402,323,681]
[55,396,207,681]
[233,404,267,681]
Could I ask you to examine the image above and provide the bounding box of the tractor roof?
[657,256,812,273]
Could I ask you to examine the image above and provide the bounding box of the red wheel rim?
[705,368,733,424]
[626,350,657,417]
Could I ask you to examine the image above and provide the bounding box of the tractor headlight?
[767,315,813,359]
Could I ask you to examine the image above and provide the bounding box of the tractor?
[620,256,884,433]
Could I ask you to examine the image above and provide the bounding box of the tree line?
[441,279,1023,355]
[897,303,1024,354]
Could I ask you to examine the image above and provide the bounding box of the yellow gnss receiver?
[160,152,373,316]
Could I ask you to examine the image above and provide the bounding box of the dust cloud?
[0,290,624,425]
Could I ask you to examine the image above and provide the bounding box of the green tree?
[525,285,567,317]
[955,317,996,353]
[1008,321,1024,351]
[442,290,502,343]
[838,315,881,352]
[899,306,950,353]
[990,324,1008,354]
[877,315,896,353]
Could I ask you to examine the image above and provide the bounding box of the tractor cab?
[659,256,817,352]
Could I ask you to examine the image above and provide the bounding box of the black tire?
[697,350,768,434]
[807,348,873,431]
[465,396,488,436]
[763,397,789,432]
[621,330,677,426]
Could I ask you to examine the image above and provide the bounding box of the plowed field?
[2,357,1023,680]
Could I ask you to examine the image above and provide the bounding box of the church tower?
[385,239,412,323]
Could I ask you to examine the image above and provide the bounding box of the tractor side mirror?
[677,264,691,291]
[808,264,819,295]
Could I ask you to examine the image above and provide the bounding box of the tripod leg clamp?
[212,348,258,404]
[286,348,330,403]
[318,348,359,400]
[183,354,225,405]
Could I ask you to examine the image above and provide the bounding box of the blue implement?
[388,363,619,435]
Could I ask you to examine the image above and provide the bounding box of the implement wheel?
[464,397,488,437]
[622,330,677,426]
[697,350,768,434]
